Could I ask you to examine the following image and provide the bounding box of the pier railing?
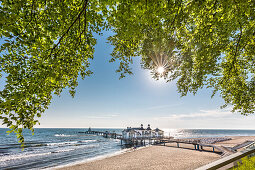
[196,142,255,170]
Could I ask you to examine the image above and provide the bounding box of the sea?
[1,128,255,169]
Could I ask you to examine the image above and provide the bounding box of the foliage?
[107,0,255,115]
[0,0,111,146]
[232,155,255,170]
[0,0,255,145]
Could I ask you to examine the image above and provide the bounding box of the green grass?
[232,155,255,170]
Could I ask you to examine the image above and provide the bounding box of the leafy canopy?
[0,0,254,145]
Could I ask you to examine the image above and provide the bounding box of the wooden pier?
[78,128,121,139]
[103,131,122,139]
[158,138,221,153]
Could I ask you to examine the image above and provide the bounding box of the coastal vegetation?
[232,155,255,170]
[0,0,254,144]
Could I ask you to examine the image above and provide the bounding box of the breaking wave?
[54,134,76,137]
[46,141,78,146]
[0,152,52,162]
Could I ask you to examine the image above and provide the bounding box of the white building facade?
[122,124,164,139]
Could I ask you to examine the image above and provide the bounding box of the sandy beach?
[58,145,219,170]
[57,136,255,170]
[214,136,255,148]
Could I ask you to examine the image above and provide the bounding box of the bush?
[232,155,255,170]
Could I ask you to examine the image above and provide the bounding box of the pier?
[103,131,122,139]
[78,127,121,139]
[157,137,236,155]
[158,138,219,152]
[78,125,180,147]
[78,127,232,154]
[78,126,166,146]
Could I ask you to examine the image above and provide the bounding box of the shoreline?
[56,136,255,170]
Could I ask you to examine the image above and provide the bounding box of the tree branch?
[49,0,89,58]
[234,22,242,58]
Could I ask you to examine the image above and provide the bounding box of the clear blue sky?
[1,31,255,129]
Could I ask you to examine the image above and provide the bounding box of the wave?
[0,152,52,162]
[78,144,99,149]
[0,140,95,149]
[0,147,82,162]
[54,134,76,137]
[46,141,78,146]
[79,140,97,143]
[46,141,99,147]
[0,143,103,163]
[51,148,75,153]
[0,143,48,149]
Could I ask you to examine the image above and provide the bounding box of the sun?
[157,66,165,74]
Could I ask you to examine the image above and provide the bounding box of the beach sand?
[214,136,255,148]
[58,136,255,170]
[58,145,220,170]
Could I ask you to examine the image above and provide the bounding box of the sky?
[1,31,255,129]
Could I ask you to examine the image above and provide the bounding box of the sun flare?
[157,66,165,74]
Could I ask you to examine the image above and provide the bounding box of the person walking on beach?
[133,146,137,151]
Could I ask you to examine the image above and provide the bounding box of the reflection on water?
[163,129,255,139]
